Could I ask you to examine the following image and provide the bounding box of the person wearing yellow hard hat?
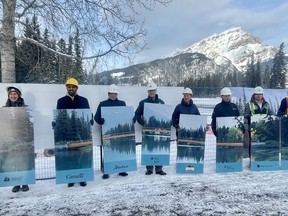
[56,78,89,109]
[133,82,167,176]
[94,84,128,179]
[171,87,200,138]
[56,78,90,187]
[211,87,240,137]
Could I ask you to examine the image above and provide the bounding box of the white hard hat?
[6,85,22,97]
[220,87,232,96]
[147,82,157,91]
[183,87,193,95]
[254,86,264,94]
[108,84,119,94]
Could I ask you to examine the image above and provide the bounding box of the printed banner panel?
[101,106,136,174]
[143,103,173,130]
[141,132,170,166]
[250,115,280,171]
[176,115,207,174]
[53,109,94,184]
[0,107,35,187]
[216,116,244,173]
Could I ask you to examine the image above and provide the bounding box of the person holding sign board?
[94,84,128,179]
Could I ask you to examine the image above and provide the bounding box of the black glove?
[51,121,56,129]
[133,116,137,124]
[90,119,94,126]
[99,118,105,125]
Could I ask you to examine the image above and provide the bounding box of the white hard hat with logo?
[220,87,232,96]
[147,82,157,91]
[108,84,119,94]
[183,87,193,95]
[254,86,264,94]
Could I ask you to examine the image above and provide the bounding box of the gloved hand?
[51,121,56,129]
[133,116,137,124]
[99,118,105,125]
[90,119,94,126]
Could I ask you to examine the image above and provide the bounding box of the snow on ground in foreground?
[1,165,288,216]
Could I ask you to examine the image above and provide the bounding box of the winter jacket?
[133,94,164,126]
[171,98,200,127]
[56,95,90,109]
[211,100,240,137]
[277,97,288,116]
[94,98,126,125]
[5,98,26,107]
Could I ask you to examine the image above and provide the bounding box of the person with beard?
[171,87,200,138]
[56,78,90,187]
[56,78,89,109]
[5,86,30,193]
[211,87,240,137]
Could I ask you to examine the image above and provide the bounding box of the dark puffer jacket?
[171,98,200,127]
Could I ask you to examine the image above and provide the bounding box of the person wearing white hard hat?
[133,81,167,175]
[171,87,200,138]
[244,86,273,117]
[4,86,30,193]
[94,84,128,179]
[244,86,273,157]
[211,87,240,137]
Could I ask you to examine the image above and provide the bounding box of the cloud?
[129,0,288,66]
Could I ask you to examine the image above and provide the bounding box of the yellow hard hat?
[65,78,78,87]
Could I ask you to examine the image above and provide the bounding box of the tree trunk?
[1,0,16,83]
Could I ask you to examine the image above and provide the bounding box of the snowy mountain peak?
[171,27,277,71]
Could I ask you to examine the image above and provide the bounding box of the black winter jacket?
[133,94,164,125]
[56,95,90,109]
[211,100,239,137]
[172,98,200,127]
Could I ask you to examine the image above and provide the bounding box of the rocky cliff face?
[99,27,279,86]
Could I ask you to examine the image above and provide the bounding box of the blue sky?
[118,0,288,68]
[101,106,134,133]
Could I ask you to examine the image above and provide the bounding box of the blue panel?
[176,163,203,174]
[250,161,279,171]
[0,170,35,187]
[56,168,94,184]
[104,159,137,174]
[216,162,243,173]
[141,154,170,166]
[281,160,288,170]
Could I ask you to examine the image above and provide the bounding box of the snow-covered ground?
[1,135,288,215]
[1,162,288,215]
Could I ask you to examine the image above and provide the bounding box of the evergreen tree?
[270,42,287,88]
[263,65,271,88]
[255,59,262,86]
[74,28,85,83]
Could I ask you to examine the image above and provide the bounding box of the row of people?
[3,79,284,192]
